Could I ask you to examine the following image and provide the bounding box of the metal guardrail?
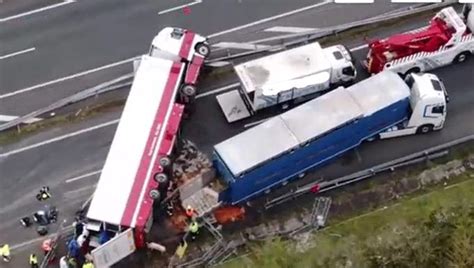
[0,73,134,132]
[206,1,457,64]
[264,134,474,209]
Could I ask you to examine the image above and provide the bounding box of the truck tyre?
[453,52,471,64]
[159,156,172,168]
[154,173,168,184]
[195,42,210,57]
[179,84,197,105]
[181,85,196,97]
[417,124,433,134]
[149,189,161,200]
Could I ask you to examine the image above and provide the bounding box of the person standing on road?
[42,238,52,256]
[1,244,11,262]
[185,205,195,220]
[29,253,39,268]
[36,186,52,201]
[189,221,199,241]
[82,259,94,268]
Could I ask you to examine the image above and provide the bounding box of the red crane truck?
[365,4,474,76]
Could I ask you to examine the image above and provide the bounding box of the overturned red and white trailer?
[84,27,209,267]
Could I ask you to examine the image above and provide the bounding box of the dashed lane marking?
[264,26,318,33]
[0,119,120,158]
[65,170,102,183]
[0,0,76,23]
[0,47,36,60]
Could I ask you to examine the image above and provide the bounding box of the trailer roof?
[234,42,331,94]
[279,88,363,143]
[346,71,410,116]
[215,71,410,176]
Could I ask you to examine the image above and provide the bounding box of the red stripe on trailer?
[185,55,205,85]
[179,31,196,60]
[159,104,185,156]
[125,33,196,229]
[120,62,182,227]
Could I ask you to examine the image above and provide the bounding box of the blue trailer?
[212,71,448,205]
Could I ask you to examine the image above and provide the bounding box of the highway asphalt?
[0,0,413,117]
[0,1,469,266]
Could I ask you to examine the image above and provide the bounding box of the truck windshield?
[430,79,444,92]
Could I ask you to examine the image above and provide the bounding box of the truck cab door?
[425,104,446,119]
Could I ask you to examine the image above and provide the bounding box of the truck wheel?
[453,52,471,64]
[180,85,197,98]
[149,189,161,200]
[195,42,210,57]
[159,156,171,168]
[154,173,169,184]
[417,124,433,134]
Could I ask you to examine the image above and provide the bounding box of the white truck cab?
[150,27,209,61]
[323,44,357,84]
[134,27,210,72]
[379,73,448,139]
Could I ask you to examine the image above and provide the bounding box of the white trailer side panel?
[86,56,178,226]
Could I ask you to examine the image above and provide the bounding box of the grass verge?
[222,169,474,268]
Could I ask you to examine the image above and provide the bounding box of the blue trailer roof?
[346,71,411,116]
[214,71,410,177]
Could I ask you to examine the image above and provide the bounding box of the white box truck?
[216,42,357,123]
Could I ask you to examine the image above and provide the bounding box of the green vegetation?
[223,174,474,268]
[0,99,124,146]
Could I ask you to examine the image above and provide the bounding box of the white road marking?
[350,44,368,51]
[335,0,374,3]
[207,0,331,38]
[196,82,240,99]
[63,184,97,199]
[65,170,102,183]
[206,61,231,67]
[0,119,120,158]
[392,0,441,3]
[0,0,334,100]
[11,226,74,250]
[212,42,271,50]
[264,26,318,33]
[158,0,202,15]
[0,47,36,60]
[0,0,76,23]
[0,56,137,100]
[0,114,42,124]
